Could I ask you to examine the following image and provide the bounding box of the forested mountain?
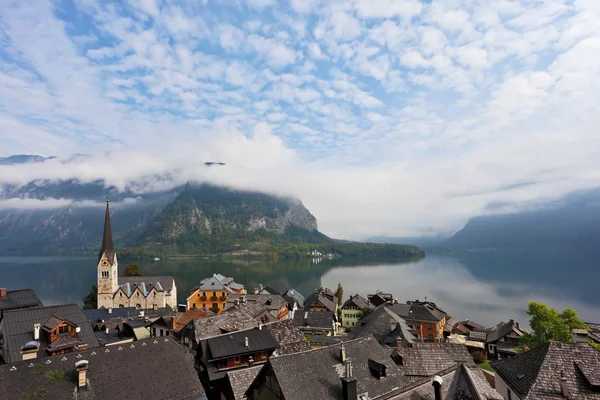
[443,189,600,250]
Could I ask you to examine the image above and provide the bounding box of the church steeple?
[98,199,115,266]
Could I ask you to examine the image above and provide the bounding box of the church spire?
[98,198,115,265]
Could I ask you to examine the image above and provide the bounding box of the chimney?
[341,361,357,400]
[340,343,346,362]
[108,307,112,314]
[259,284,263,292]
[235,299,240,306]
[560,371,570,399]
[245,337,249,347]
[254,288,259,295]
[76,360,89,392]
[0,288,6,298]
[572,329,589,343]
[259,322,263,331]
[33,323,40,340]
[171,317,177,330]
[432,375,443,400]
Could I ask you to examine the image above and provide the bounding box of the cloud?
[1,0,600,239]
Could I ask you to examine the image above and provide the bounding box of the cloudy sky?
[1,0,600,239]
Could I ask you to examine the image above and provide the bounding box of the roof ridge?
[523,343,556,400]
[3,303,79,314]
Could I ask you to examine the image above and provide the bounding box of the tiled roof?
[118,276,174,294]
[491,342,600,400]
[83,306,138,322]
[1,304,100,364]
[259,286,280,295]
[174,309,215,332]
[309,335,348,347]
[293,310,335,330]
[0,337,206,400]
[194,308,258,342]
[248,336,409,400]
[42,314,70,331]
[0,289,43,311]
[353,303,416,346]
[207,327,278,361]
[263,319,311,355]
[444,317,460,333]
[469,331,487,341]
[283,288,305,309]
[225,294,287,319]
[227,365,262,400]
[304,290,337,312]
[393,343,475,379]
[486,320,524,343]
[197,276,234,293]
[391,303,446,322]
[342,294,374,311]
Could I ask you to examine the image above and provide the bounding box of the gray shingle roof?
[309,335,348,347]
[207,327,278,361]
[390,303,445,322]
[304,290,337,312]
[227,365,262,400]
[248,336,409,400]
[342,294,374,311]
[485,320,524,343]
[118,276,174,293]
[353,303,416,346]
[83,306,138,322]
[491,342,600,400]
[262,319,311,355]
[393,343,475,379]
[1,304,100,363]
[0,337,206,400]
[293,310,335,330]
[225,294,287,319]
[283,288,305,309]
[0,289,43,311]
[194,309,258,342]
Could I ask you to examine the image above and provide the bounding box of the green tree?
[522,301,588,349]
[334,283,344,307]
[82,285,97,309]
[123,263,143,277]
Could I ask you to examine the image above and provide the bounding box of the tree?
[82,285,97,309]
[334,283,344,307]
[522,301,588,349]
[123,263,143,277]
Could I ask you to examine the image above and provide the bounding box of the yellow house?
[341,294,373,329]
[187,274,246,313]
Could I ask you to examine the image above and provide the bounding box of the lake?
[1,249,599,327]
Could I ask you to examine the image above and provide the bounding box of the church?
[96,200,177,310]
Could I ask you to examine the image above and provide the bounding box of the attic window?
[368,359,387,380]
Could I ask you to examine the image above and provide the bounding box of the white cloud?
[315,12,362,42]
[353,0,422,19]
[290,0,321,14]
[248,35,297,68]
[246,0,275,9]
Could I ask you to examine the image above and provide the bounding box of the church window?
[101,271,109,279]
[136,304,141,309]
[119,304,124,308]
[119,292,122,297]
[154,292,156,296]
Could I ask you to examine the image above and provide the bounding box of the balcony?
[200,296,207,301]
[219,295,227,301]
[210,296,218,301]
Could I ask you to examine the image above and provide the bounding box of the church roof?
[98,200,116,266]
[117,277,174,297]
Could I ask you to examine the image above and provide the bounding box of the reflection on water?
[1,250,598,327]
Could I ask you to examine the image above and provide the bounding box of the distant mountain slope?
[0,154,55,165]
[366,235,447,247]
[443,189,600,250]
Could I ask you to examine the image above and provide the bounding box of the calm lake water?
[1,250,598,327]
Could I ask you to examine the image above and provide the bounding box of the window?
[202,303,206,308]
[222,291,225,296]
[213,291,216,297]
[212,303,218,309]
[166,331,169,336]
[428,323,433,330]
[101,271,109,279]
[203,292,206,296]
[119,304,124,308]
[192,303,197,308]
[197,293,200,297]
[58,325,69,334]
[119,292,122,297]
[153,291,156,296]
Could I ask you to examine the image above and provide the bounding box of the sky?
[1,0,600,239]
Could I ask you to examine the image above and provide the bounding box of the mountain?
[443,189,600,250]
[366,235,447,247]
[0,154,55,165]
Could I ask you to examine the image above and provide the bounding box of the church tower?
[97,199,118,309]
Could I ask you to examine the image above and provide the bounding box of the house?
[262,319,311,356]
[148,315,174,337]
[96,201,177,309]
[293,310,337,335]
[212,274,247,294]
[352,303,416,347]
[0,288,43,320]
[304,288,338,313]
[368,291,394,307]
[244,336,502,400]
[225,294,289,321]
[0,304,99,363]
[444,316,460,338]
[491,341,600,400]
[93,326,135,347]
[120,320,151,340]
[171,308,215,347]
[485,319,526,359]
[447,334,486,358]
[390,342,476,379]
[389,301,447,342]
[196,325,279,397]
[255,284,280,295]
[282,288,305,319]
[586,322,600,345]
[0,337,207,400]
[193,308,259,349]
[188,275,240,313]
[341,294,373,329]
[406,299,447,314]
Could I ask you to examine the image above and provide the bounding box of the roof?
[98,200,116,265]
[444,317,460,333]
[0,289,43,311]
[248,336,409,400]
[393,343,476,379]
[353,303,416,346]
[342,294,374,311]
[390,302,446,322]
[262,319,311,355]
[457,319,484,330]
[174,309,215,332]
[293,310,335,330]
[224,294,287,319]
[260,286,280,295]
[304,290,338,312]
[486,320,524,343]
[0,337,206,400]
[491,342,600,400]
[118,276,174,294]
[197,276,234,293]
[1,304,100,363]
[206,326,278,361]
[387,362,503,400]
[283,288,305,309]
[308,335,348,347]
[83,307,138,322]
[42,314,76,331]
[227,365,262,400]
[447,334,485,350]
[468,331,488,341]
[194,308,258,342]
